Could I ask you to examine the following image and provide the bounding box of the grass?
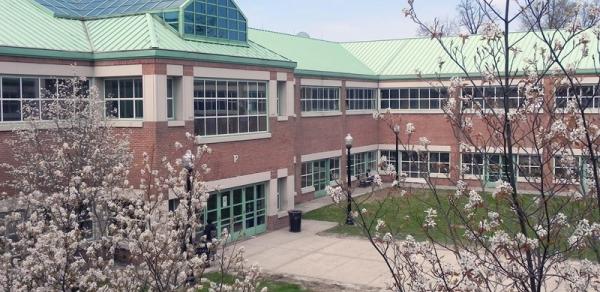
[199,272,309,292]
[304,187,600,260]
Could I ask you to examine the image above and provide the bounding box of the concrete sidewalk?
[240,220,392,290]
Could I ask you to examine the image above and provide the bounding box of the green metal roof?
[248,29,377,79]
[1,0,598,79]
[0,0,294,68]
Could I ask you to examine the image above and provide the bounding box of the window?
[301,157,340,190]
[350,151,377,177]
[182,0,247,42]
[168,198,180,212]
[346,88,376,110]
[104,79,143,119]
[156,11,179,30]
[277,81,286,116]
[380,88,447,110]
[555,85,600,109]
[0,210,25,241]
[554,155,583,181]
[194,79,268,136]
[167,78,175,120]
[462,152,541,180]
[276,177,286,211]
[381,150,450,178]
[461,86,526,110]
[0,77,89,122]
[301,87,340,112]
[461,153,484,176]
[516,155,541,179]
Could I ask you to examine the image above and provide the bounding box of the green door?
[203,183,267,240]
[313,160,329,198]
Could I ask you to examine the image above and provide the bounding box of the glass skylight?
[182,0,247,42]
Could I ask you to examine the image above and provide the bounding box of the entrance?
[205,183,267,240]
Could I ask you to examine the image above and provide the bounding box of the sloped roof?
[0,0,294,68]
[248,29,377,79]
[1,0,597,79]
[34,0,186,18]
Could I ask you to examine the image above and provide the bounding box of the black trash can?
[288,209,303,232]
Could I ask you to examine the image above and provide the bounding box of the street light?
[182,150,195,250]
[344,134,354,225]
[393,125,401,182]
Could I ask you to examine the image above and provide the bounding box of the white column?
[268,178,278,216]
[182,76,194,121]
[268,80,278,117]
[143,74,167,122]
[286,175,295,211]
[286,81,295,117]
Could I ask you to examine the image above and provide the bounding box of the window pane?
[2,78,20,98]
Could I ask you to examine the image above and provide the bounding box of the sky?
[235,0,464,42]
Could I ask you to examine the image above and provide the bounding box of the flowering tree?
[329,1,600,291]
[0,78,263,291]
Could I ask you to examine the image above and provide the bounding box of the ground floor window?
[350,151,377,177]
[462,152,541,182]
[382,150,450,178]
[204,183,267,239]
[301,157,340,193]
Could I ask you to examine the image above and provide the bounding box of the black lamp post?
[344,134,354,225]
[393,124,401,182]
[182,151,195,248]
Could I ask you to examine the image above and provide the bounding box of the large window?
[381,150,450,178]
[194,79,267,136]
[0,77,89,122]
[461,86,526,110]
[346,88,376,110]
[554,155,584,181]
[301,157,340,190]
[300,87,340,112]
[380,88,447,110]
[104,79,143,119]
[350,151,377,177]
[461,153,541,180]
[182,0,247,42]
[555,85,600,109]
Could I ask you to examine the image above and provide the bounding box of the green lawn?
[200,272,309,292]
[304,187,599,260]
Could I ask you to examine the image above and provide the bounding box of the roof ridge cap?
[81,20,95,52]
[145,13,159,49]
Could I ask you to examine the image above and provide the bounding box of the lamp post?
[182,151,195,249]
[344,134,354,225]
[393,125,401,182]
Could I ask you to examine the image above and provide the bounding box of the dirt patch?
[263,273,385,292]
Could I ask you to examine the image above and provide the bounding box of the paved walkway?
[241,220,392,290]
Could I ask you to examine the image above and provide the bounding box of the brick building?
[0,0,598,238]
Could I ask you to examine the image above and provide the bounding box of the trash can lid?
[288,209,302,214]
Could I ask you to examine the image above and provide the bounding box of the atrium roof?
[34,0,186,18]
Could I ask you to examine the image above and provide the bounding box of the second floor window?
[0,76,89,122]
[381,88,447,110]
[167,78,175,120]
[346,88,376,110]
[301,87,340,112]
[194,79,267,136]
[104,79,143,119]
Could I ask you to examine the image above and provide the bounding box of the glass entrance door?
[203,183,267,240]
[313,160,329,198]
